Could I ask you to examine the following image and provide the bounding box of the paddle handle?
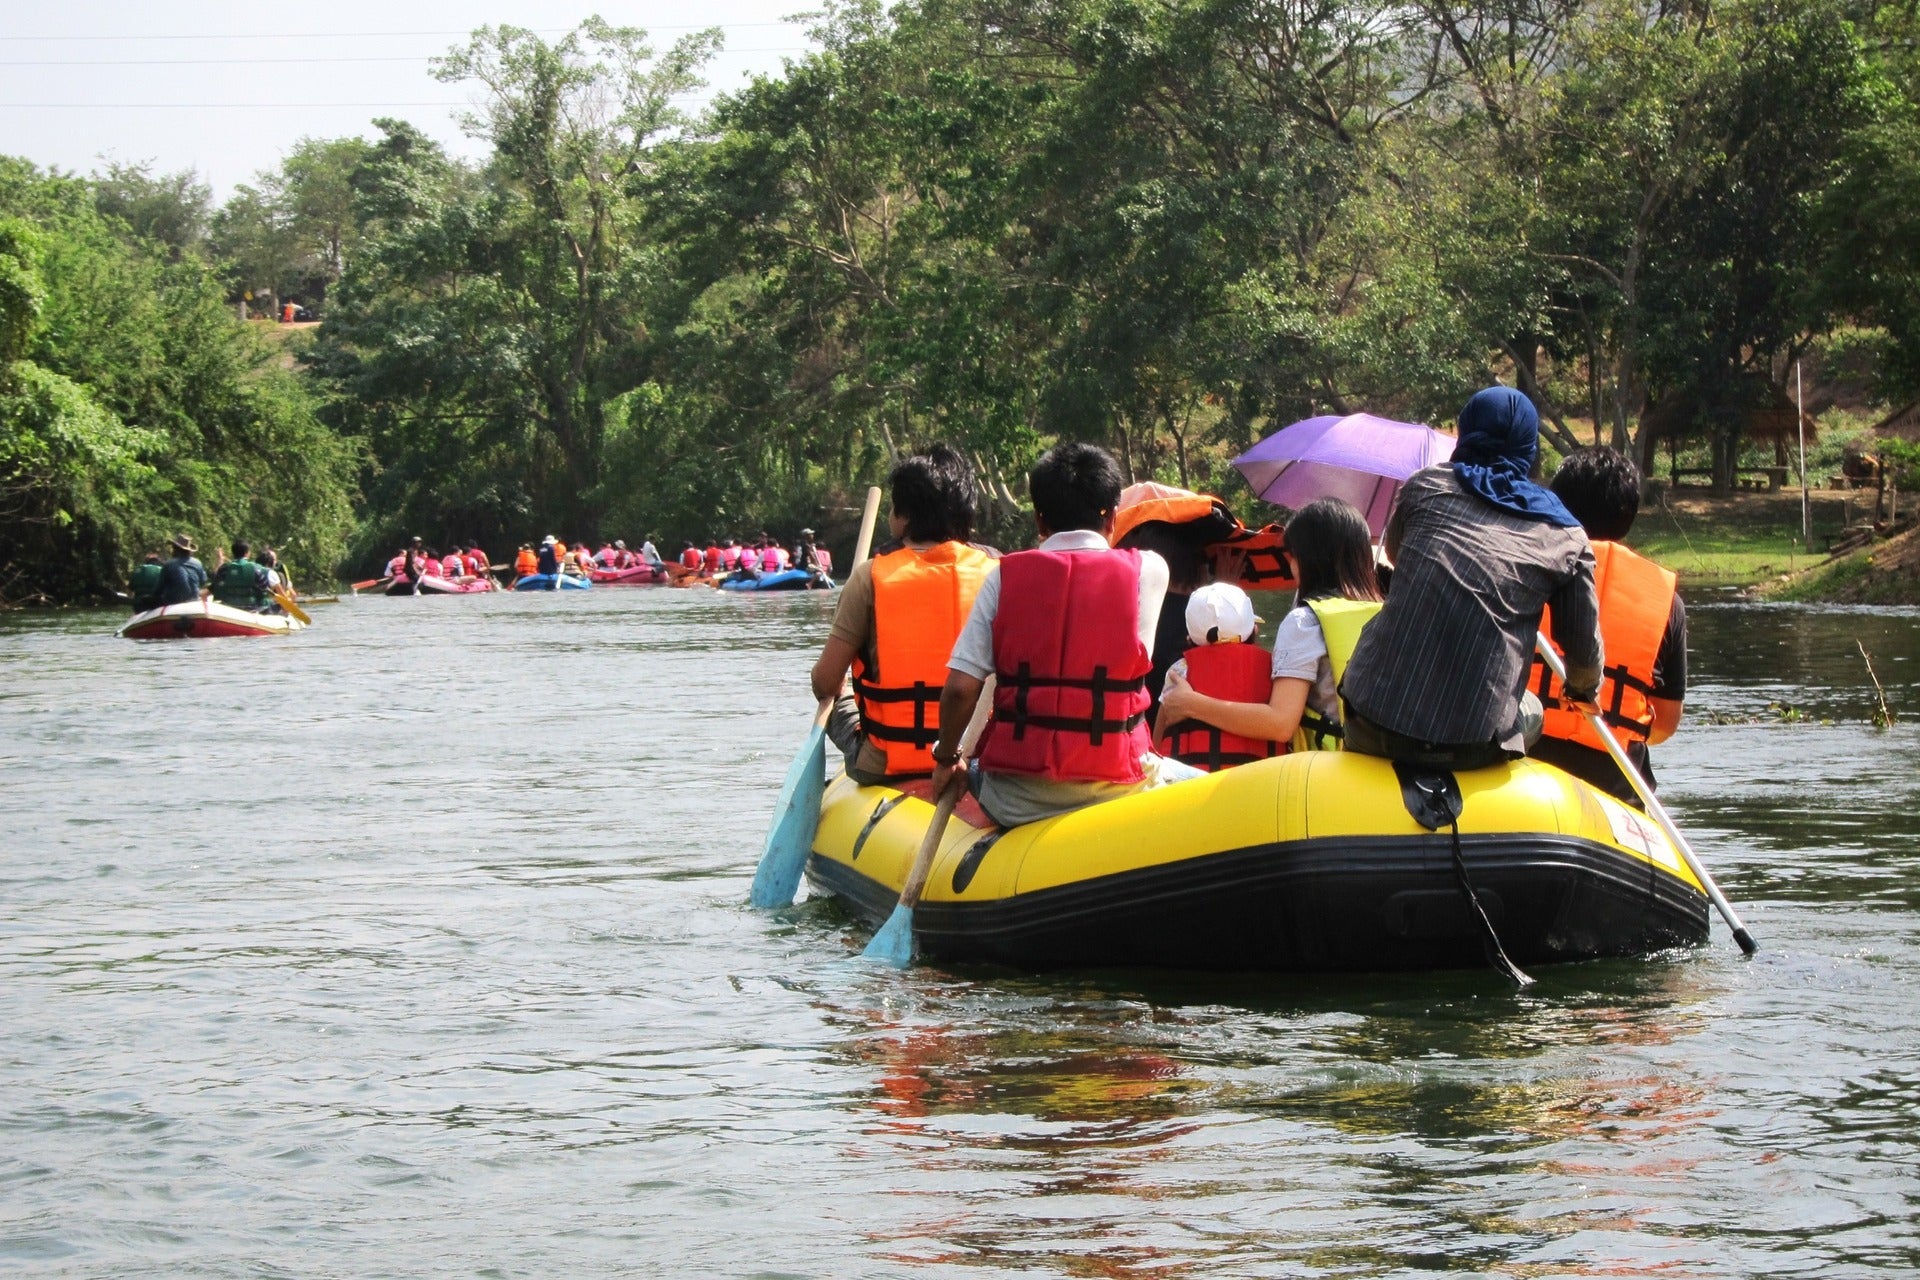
[1534,633,1755,954]
[897,676,996,910]
[852,485,883,569]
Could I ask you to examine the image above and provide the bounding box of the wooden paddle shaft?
[898,676,995,910]
[852,485,883,569]
[1533,632,1754,952]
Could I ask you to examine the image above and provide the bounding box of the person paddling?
[812,449,997,785]
[931,442,1203,827]
[1528,447,1687,806]
[1156,497,1383,765]
[211,540,272,612]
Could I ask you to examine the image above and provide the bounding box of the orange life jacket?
[514,549,538,576]
[1532,541,1677,750]
[1161,642,1282,771]
[852,543,996,774]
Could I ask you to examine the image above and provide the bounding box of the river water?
[2,589,1917,1278]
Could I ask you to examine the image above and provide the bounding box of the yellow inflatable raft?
[807,752,1709,972]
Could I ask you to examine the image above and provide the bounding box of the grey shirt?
[1343,465,1603,752]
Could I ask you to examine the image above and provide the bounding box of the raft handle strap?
[1392,762,1534,989]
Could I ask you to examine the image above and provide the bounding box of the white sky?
[0,1,821,199]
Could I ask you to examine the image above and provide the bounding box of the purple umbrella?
[1232,413,1455,537]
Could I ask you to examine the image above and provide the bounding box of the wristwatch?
[930,743,961,766]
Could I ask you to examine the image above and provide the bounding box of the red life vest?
[979,548,1152,784]
[704,545,721,572]
[443,552,466,577]
[1161,642,1282,771]
[682,547,703,569]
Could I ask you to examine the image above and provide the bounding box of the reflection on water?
[1,592,1917,1276]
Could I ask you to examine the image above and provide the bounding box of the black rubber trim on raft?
[950,830,1004,895]
[806,832,1709,973]
[849,794,908,862]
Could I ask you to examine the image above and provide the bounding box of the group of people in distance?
[813,384,1684,830]
[680,532,832,585]
[386,536,496,585]
[129,534,291,614]
[507,535,665,582]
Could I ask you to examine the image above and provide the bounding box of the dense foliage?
[0,161,356,603]
[7,0,1920,596]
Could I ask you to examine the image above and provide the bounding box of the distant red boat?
[120,600,306,639]
[589,563,669,585]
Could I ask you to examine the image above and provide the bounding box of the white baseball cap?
[1186,582,1258,646]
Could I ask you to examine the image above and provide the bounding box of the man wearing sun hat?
[155,534,208,606]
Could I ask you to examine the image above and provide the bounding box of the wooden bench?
[1669,465,1790,491]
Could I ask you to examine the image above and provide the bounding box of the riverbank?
[1627,488,1866,589]
[1762,519,1920,604]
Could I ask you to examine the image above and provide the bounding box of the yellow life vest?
[1292,596,1382,752]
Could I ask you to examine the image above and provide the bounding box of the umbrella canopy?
[1232,413,1455,537]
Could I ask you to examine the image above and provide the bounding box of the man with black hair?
[1528,447,1687,806]
[931,441,1201,826]
[814,447,998,784]
[211,540,271,612]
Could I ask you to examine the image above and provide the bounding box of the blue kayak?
[513,573,593,591]
[718,569,833,592]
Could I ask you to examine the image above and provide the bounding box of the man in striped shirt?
[1342,388,1603,771]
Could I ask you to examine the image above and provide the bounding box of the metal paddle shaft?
[748,485,888,910]
[1534,633,1756,954]
[863,676,996,968]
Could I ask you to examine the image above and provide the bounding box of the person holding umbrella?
[1340,386,1604,771]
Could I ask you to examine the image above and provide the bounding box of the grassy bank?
[1626,488,1865,588]
[1764,522,1920,604]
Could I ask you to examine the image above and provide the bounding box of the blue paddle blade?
[748,724,827,909]
[862,901,915,967]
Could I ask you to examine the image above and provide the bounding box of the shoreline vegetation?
[6,5,1920,607]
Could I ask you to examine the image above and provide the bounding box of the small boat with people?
[121,598,306,639]
[512,572,592,591]
[755,412,1754,979]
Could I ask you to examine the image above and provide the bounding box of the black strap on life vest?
[1162,719,1266,772]
[1238,546,1294,585]
[1296,707,1344,750]
[998,661,1147,746]
[851,676,940,748]
[1533,658,1659,739]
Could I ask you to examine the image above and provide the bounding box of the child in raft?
[1153,582,1273,771]
[1155,496,1384,763]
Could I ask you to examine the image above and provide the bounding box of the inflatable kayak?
[719,568,833,592]
[805,751,1709,973]
[590,564,669,585]
[512,572,593,591]
[120,599,307,640]
[386,574,496,595]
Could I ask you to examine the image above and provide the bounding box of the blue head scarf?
[1450,387,1580,528]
